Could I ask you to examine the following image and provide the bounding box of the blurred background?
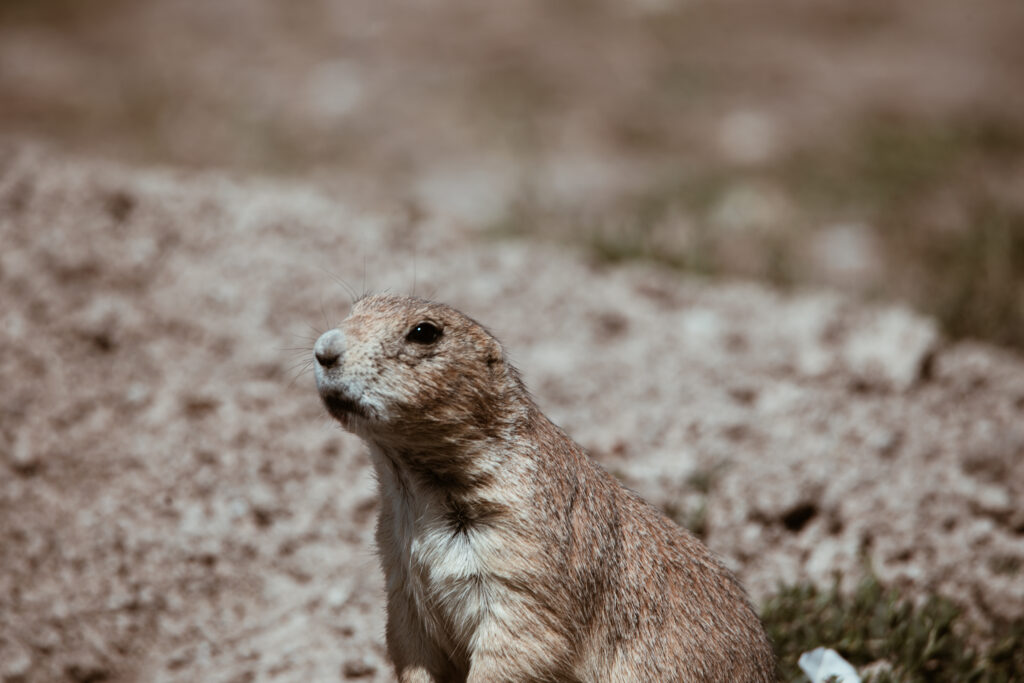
[2,0,1023,349]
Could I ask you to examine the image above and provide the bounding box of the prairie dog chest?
[377,471,502,649]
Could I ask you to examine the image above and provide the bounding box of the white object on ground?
[798,647,862,683]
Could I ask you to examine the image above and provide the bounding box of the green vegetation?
[780,115,1024,349]
[761,571,1024,682]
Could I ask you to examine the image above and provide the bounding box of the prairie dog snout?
[312,328,344,368]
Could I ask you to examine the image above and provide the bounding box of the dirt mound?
[1,142,1022,681]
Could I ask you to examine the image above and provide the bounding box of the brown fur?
[313,295,775,682]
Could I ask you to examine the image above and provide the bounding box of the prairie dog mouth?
[319,387,371,422]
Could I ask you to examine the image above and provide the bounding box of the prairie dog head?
[313,295,524,450]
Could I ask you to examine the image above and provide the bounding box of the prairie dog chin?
[314,295,775,682]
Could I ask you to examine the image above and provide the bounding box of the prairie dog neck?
[368,438,532,669]
[368,422,536,532]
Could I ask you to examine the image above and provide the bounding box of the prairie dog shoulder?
[313,295,775,682]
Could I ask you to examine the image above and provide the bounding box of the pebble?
[326,583,351,608]
[841,308,939,391]
[6,432,39,474]
[63,653,109,683]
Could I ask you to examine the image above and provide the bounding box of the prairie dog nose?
[314,329,345,368]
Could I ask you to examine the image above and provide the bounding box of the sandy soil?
[1,141,1023,681]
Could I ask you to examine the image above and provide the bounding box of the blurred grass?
[762,571,1024,682]
[783,114,1024,348]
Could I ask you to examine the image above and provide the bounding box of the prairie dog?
[313,295,774,682]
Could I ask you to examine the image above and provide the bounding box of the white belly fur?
[378,463,502,655]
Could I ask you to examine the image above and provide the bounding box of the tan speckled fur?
[313,295,775,682]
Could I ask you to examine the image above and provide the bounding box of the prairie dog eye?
[406,322,442,345]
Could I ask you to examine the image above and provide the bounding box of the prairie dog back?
[313,295,775,682]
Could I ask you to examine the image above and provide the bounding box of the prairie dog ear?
[484,337,505,367]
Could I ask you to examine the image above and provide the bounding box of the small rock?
[166,648,193,671]
[6,432,39,475]
[64,655,109,683]
[867,429,902,457]
[326,584,351,608]
[973,484,1012,517]
[228,497,249,521]
[341,658,375,679]
[840,308,939,391]
[680,308,723,347]
[124,382,149,407]
[50,598,70,620]
[2,310,27,341]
